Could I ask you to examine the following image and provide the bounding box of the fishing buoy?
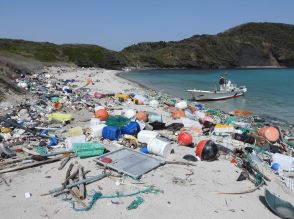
[264,127,279,142]
[95,109,109,121]
[136,111,148,122]
[258,127,267,136]
[178,132,193,145]
[195,140,218,161]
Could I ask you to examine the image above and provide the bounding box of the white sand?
[0,66,292,219]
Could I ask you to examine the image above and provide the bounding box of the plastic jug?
[272,153,294,171]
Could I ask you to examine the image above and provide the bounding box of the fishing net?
[66,186,162,211]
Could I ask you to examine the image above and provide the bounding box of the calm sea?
[123,68,294,124]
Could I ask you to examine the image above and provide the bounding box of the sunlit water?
[123,68,294,124]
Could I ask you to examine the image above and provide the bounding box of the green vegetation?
[1,22,294,69]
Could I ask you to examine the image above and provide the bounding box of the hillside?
[0,22,294,70]
[121,22,294,68]
[0,39,124,69]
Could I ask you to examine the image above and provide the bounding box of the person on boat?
[219,76,225,90]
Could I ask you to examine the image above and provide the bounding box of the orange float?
[95,109,109,121]
[52,102,62,110]
[178,132,193,145]
[263,127,279,142]
[258,127,267,136]
[135,111,148,122]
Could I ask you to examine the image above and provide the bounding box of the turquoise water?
[123,69,294,123]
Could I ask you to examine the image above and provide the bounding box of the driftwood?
[0,157,62,174]
[164,161,197,166]
[69,179,87,207]
[78,165,85,200]
[58,157,70,170]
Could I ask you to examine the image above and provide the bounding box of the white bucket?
[272,153,294,171]
[90,118,100,127]
[91,124,107,138]
[65,134,86,150]
[147,136,172,157]
[175,101,187,109]
[137,130,159,144]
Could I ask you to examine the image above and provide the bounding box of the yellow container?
[1,127,11,133]
[114,93,129,99]
[48,113,72,122]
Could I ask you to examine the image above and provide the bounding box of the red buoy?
[178,132,193,145]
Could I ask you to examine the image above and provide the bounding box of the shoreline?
[0,66,293,219]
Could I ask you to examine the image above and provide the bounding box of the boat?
[187,75,247,101]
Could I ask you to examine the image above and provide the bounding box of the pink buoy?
[264,127,279,142]
[258,127,267,136]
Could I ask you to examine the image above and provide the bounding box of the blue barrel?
[121,121,140,135]
[102,126,121,140]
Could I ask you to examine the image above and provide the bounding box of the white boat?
[187,77,247,101]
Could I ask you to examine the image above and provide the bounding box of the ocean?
[122,68,294,124]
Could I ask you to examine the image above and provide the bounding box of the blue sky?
[0,0,293,51]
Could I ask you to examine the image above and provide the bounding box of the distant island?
[1,22,294,70]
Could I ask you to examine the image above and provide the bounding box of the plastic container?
[175,101,187,109]
[181,118,202,128]
[102,126,121,140]
[137,130,159,144]
[91,124,106,138]
[272,153,294,171]
[147,136,172,157]
[140,146,149,154]
[67,126,83,137]
[121,121,140,135]
[148,112,163,123]
[149,100,159,108]
[90,118,100,127]
[65,134,86,150]
[125,109,136,119]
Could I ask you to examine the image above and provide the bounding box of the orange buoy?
[258,127,267,136]
[264,127,279,142]
[178,132,193,145]
[52,102,62,110]
[95,109,109,121]
[136,111,148,122]
[172,110,185,119]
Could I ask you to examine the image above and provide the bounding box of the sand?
[0,66,292,219]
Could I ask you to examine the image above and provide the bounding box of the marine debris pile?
[0,66,293,218]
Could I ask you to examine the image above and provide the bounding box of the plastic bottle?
[272,153,294,171]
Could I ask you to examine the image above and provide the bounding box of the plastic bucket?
[137,130,159,143]
[148,112,163,123]
[147,136,172,157]
[102,126,121,140]
[121,121,140,135]
[91,124,106,138]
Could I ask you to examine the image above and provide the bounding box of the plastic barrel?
[102,126,121,140]
[137,130,159,144]
[147,136,172,157]
[148,112,163,123]
[121,121,141,135]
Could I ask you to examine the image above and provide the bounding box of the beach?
[0,66,293,219]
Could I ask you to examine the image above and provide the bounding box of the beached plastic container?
[65,134,86,150]
[90,118,101,127]
[148,112,163,123]
[137,130,159,144]
[102,126,121,140]
[175,101,188,109]
[121,121,140,135]
[147,136,172,157]
[272,153,294,171]
[91,124,107,138]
